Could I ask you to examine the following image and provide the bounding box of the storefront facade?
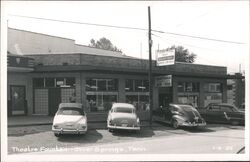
[7,52,229,117]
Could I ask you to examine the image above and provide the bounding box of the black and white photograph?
[1,0,249,161]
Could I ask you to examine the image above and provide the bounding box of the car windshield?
[113,107,134,113]
[57,107,85,116]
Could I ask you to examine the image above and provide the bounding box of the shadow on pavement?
[111,128,155,138]
[153,121,215,133]
[181,127,215,133]
[57,130,103,143]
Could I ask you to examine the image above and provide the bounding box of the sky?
[2,1,249,74]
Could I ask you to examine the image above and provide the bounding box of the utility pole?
[148,6,153,127]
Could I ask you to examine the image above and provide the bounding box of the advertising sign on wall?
[155,75,172,87]
[156,49,175,66]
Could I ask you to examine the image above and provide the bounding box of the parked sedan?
[107,103,140,132]
[198,103,245,125]
[52,103,87,137]
[153,104,206,129]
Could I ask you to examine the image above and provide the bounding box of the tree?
[89,37,122,52]
[168,45,196,63]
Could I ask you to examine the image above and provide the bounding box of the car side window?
[209,105,220,111]
[220,106,232,112]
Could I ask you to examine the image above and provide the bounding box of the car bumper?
[52,127,87,134]
[180,122,206,127]
[107,124,140,130]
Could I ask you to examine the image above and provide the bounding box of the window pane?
[33,78,44,87]
[143,80,149,92]
[107,79,118,91]
[125,79,134,91]
[45,78,55,87]
[86,79,97,91]
[56,78,64,87]
[135,80,143,91]
[65,78,75,87]
[97,79,106,91]
[178,82,184,92]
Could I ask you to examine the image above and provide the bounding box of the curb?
[8,120,154,128]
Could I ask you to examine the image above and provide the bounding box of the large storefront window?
[204,83,222,107]
[125,94,149,111]
[178,95,199,108]
[86,78,118,112]
[125,79,149,111]
[33,77,76,88]
[125,79,149,92]
[86,79,118,91]
[86,92,118,112]
[177,82,199,107]
[177,82,199,92]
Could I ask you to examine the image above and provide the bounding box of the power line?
[152,33,222,52]
[9,14,148,32]
[9,14,245,45]
[152,30,244,45]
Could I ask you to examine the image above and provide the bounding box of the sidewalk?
[8,113,154,128]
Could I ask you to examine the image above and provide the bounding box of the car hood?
[53,115,86,125]
[110,113,137,120]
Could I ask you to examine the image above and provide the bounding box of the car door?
[206,105,222,123]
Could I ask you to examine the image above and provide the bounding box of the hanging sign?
[156,49,175,66]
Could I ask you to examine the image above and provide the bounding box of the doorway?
[10,85,26,115]
[48,88,61,116]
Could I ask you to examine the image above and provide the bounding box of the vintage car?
[198,103,245,125]
[153,104,206,129]
[107,103,140,132]
[52,103,87,137]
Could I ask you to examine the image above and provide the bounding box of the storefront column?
[222,80,227,103]
[153,86,159,109]
[199,81,205,108]
[118,78,125,103]
[172,77,178,104]
[81,75,88,112]
[27,74,33,115]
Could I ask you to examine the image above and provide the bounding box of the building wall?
[172,76,227,108]
[227,77,245,107]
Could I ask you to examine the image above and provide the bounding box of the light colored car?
[107,103,140,132]
[52,103,87,137]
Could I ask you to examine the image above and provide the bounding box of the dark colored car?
[153,104,206,129]
[198,103,245,125]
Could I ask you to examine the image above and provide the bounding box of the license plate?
[121,124,128,127]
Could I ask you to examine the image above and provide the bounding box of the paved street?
[8,123,245,154]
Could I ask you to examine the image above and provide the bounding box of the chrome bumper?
[107,124,140,130]
[180,122,206,127]
[52,127,87,134]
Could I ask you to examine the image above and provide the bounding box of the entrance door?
[159,94,172,107]
[10,86,26,115]
[48,88,61,116]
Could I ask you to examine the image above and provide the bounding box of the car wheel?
[54,133,60,137]
[172,120,179,129]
